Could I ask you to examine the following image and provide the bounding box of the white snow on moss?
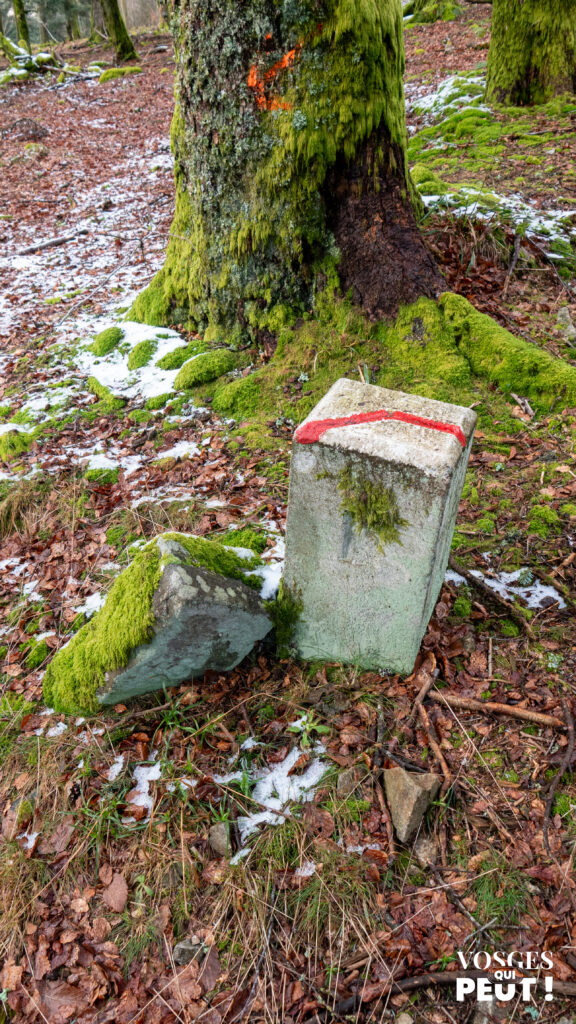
[446,566,566,610]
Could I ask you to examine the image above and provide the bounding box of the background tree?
[13,0,30,49]
[63,0,81,39]
[486,0,576,105]
[402,0,461,23]
[98,0,137,60]
[132,0,443,333]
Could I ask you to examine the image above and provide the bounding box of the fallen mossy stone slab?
[43,534,271,713]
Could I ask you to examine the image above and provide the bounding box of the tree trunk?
[13,0,30,51]
[90,0,107,41]
[65,4,82,40]
[98,0,137,61]
[131,0,443,333]
[486,0,576,105]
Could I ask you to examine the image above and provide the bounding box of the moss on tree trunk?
[99,0,137,61]
[131,0,443,336]
[13,0,30,52]
[486,0,576,106]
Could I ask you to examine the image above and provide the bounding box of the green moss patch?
[0,429,35,462]
[127,338,158,370]
[90,326,125,357]
[404,0,461,23]
[99,66,142,84]
[338,467,408,551]
[174,350,244,389]
[43,533,264,714]
[201,291,576,451]
[85,378,126,417]
[145,393,172,410]
[24,638,49,670]
[43,544,162,714]
[128,409,152,424]
[155,341,204,370]
[84,467,120,485]
[221,526,268,554]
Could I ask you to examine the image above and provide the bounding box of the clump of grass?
[472,853,531,926]
[0,477,50,538]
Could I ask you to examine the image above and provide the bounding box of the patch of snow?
[107,754,124,781]
[126,762,162,818]
[240,737,261,751]
[0,423,31,436]
[447,566,566,610]
[46,721,68,738]
[407,72,486,122]
[18,830,39,850]
[419,186,576,250]
[236,746,328,843]
[294,860,317,878]
[157,440,200,460]
[247,536,285,600]
[74,591,105,618]
[75,321,197,402]
[22,580,41,600]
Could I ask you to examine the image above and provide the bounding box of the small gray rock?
[558,307,576,343]
[173,937,205,965]
[413,836,439,866]
[336,766,363,798]
[209,822,230,858]
[396,1014,414,1024]
[156,536,190,561]
[383,767,441,843]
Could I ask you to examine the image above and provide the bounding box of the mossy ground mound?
[0,429,35,463]
[174,350,247,389]
[176,291,576,450]
[99,66,142,84]
[127,338,158,370]
[43,533,264,715]
[90,326,124,357]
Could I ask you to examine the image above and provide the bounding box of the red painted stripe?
[294,408,467,448]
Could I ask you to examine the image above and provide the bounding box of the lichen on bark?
[130,0,442,337]
[486,0,576,106]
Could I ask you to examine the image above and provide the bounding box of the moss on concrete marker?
[337,466,408,552]
[43,534,271,714]
[283,379,476,673]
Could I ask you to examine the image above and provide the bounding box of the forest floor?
[1,8,576,1024]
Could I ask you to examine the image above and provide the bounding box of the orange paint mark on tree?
[248,42,301,111]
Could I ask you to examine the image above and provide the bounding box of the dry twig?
[429,691,564,729]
